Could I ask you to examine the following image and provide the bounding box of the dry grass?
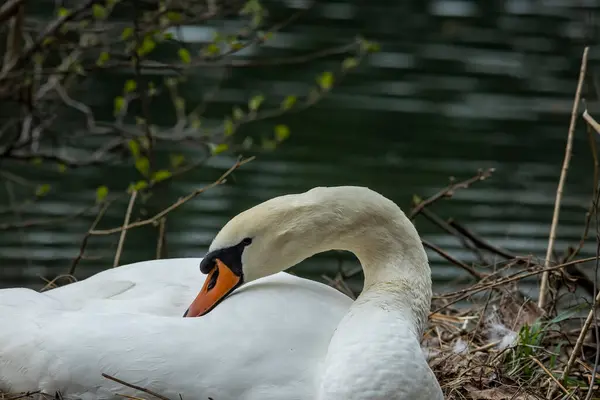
[426,283,599,400]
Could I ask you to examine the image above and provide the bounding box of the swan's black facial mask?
[183,238,252,318]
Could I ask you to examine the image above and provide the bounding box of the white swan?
[0,186,443,400]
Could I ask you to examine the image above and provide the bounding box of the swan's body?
[0,186,443,400]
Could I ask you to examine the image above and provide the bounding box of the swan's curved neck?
[305,196,433,399]
[289,194,432,335]
[337,219,431,338]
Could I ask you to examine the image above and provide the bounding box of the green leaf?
[190,114,201,129]
[135,157,150,177]
[211,143,229,155]
[549,304,587,325]
[96,185,109,203]
[178,48,191,64]
[240,0,262,15]
[147,81,157,96]
[137,36,156,56]
[132,180,148,191]
[317,72,334,91]
[274,124,290,142]
[342,57,358,70]
[33,53,44,65]
[230,41,243,51]
[223,118,234,136]
[165,77,177,87]
[124,79,137,94]
[114,96,125,116]
[359,39,381,53]
[170,154,185,168]
[233,107,245,120]
[412,194,422,205]
[128,139,140,158]
[203,43,220,56]
[96,51,110,66]
[248,94,265,112]
[57,163,67,173]
[121,27,134,40]
[281,95,296,110]
[174,97,185,111]
[166,11,182,22]
[73,63,86,76]
[152,170,172,182]
[57,7,70,17]
[31,157,42,166]
[92,4,107,19]
[138,137,150,150]
[35,184,51,197]
[42,37,55,47]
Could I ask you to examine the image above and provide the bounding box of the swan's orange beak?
[183,258,242,318]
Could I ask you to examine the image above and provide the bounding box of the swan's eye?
[206,266,219,291]
[241,237,252,246]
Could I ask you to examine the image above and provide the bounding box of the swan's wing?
[0,288,64,314]
[43,258,204,316]
[0,273,353,400]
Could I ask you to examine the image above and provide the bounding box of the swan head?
[183,186,430,318]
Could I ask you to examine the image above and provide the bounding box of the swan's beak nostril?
[183,259,243,318]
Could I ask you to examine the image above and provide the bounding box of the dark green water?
[1,1,599,298]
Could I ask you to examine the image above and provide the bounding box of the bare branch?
[101,373,172,400]
[0,0,24,24]
[538,46,589,310]
[90,157,253,236]
[113,190,138,267]
[409,168,495,220]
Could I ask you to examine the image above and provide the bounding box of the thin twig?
[431,256,599,315]
[421,209,489,265]
[448,219,518,261]
[585,184,600,400]
[101,373,172,400]
[560,289,600,381]
[530,356,570,396]
[568,109,600,264]
[113,190,138,267]
[156,217,166,259]
[3,391,41,400]
[0,205,94,230]
[409,168,494,220]
[539,46,589,310]
[0,0,23,24]
[422,239,486,280]
[91,157,252,236]
[583,109,600,134]
[68,201,111,275]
